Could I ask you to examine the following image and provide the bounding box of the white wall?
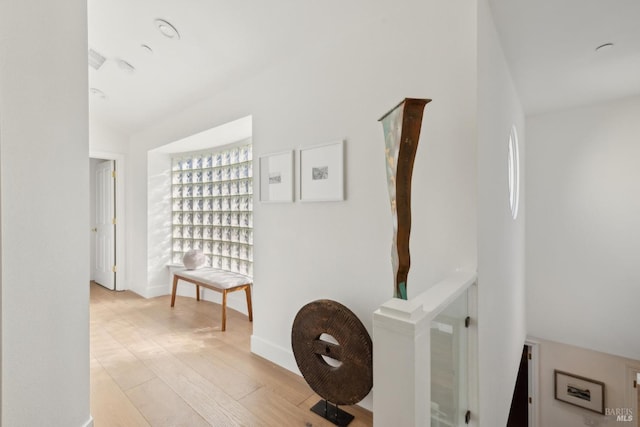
[477,0,527,425]
[0,0,91,425]
[90,118,129,154]
[527,96,640,361]
[535,338,640,427]
[146,151,173,297]
[127,0,477,409]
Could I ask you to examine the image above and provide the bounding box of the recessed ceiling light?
[154,18,180,40]
[595,43,614,52]
[141,44,153,54]
[116,59,136,74]
[88,48,106,70]
[89,88,106,99]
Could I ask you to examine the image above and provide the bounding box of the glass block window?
[172,142,253,276]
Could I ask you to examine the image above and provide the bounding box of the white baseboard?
[250,334,301,376]
[145,284,170,299]
[82,415,94,427]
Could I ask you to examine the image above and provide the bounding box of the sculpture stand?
[310,399,354,426]
[291,300,372,427]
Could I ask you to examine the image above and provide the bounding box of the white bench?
[171,268,253,331]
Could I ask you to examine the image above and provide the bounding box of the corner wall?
[477,0,527,424]
[527,96,640,360]
[128,0,478,409]
[0,0,91,425]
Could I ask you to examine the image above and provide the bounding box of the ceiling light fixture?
[89,88,106,99]
[116,59,136,74]
[88,48,106,70]
[141,44,153,54]
[595,42,614,52]
[154,18,180,40]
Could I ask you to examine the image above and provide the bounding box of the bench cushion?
[174,268,252,290]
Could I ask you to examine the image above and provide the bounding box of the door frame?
[625,364,640,426]
[90,150,126,291]
[525,339,540,427]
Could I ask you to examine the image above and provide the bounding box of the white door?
[636,372,639,427]
[93,160,116,290]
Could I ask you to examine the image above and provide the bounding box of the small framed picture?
[259,150,294,202]
[299,140,344,202]
[554,370,605,414]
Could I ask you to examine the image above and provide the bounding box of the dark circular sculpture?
[291,299,373,405]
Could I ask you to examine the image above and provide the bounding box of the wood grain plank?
[89,282,376,427]
[90,359,151,427]
[94,347,156,391]
[240,386,335,427]
[126,378,210,427]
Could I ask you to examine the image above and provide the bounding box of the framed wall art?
[259,150,294,202]
[299,140,344,202]
[554,370,605,414]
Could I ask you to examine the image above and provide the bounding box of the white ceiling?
[88,0,378,134]
[89,1,640,134]
[489,0,640,115]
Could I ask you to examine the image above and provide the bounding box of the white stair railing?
[373,270,478,427]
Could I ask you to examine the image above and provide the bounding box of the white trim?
[625,364,640,425]
[373,270,477,427]
[89,150,127,291]
[250,334,301,376]
[525,338,541,427]
[82,415,94,427]
[144,283,171,299]
[467,281,479,427]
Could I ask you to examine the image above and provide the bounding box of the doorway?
[507,342,538,427]
[89,152,125,291]
[90,158,116,290]
[627,367,640,427]
[507,345,530,427]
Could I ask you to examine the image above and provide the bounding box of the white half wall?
[0,0,91,425]
[526,96,640,361]
[128,0,478,410]
[477,0,527,425]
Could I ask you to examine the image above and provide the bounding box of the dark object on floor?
[292,299,373,426]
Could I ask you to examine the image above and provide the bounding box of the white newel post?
[373,298,431,427]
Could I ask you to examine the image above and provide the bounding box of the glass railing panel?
[431,289,468,427]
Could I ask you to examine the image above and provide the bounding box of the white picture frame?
[259,150,294,202]
[299,140,344,202]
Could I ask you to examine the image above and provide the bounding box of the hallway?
[89,283,372,426]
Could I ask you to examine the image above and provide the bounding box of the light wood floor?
[90,282,373,427]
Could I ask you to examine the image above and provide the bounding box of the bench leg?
[170,275,179,307]
[221,290,228,331]
[196,285,200,301]
[245,286,253,322]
